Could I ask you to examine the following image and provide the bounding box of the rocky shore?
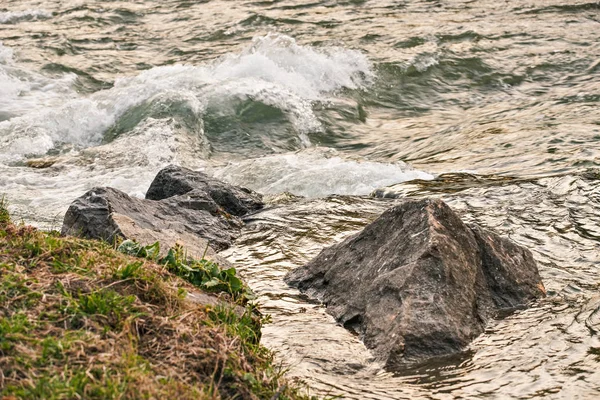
[1,165,547,397]
[0,175,314,399]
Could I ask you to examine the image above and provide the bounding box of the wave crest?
[0,34,374,161]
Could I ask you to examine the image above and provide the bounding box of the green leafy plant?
[113,260,144,280]
[117,240,254,303]
[207,305,263,346]
[117,240,160,259]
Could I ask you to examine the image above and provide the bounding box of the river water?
[1,0,599,398]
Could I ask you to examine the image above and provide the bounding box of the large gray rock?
[286,198,545,370]
[62,166,264,255]
[145,165,263,217]
[61,187,240,253]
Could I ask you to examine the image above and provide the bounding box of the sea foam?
[212,148,433,198]
[0,34,373,161]
[0,43,77,122]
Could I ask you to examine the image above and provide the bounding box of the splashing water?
[213,148,433,198]
[0,34,373,162]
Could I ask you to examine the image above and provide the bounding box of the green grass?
[0,196,9,225]
[57,286,141,331]
[0,201,318,399]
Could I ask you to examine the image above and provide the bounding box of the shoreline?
[0,200,318,399]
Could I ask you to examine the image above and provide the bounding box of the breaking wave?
[0,34,373,162]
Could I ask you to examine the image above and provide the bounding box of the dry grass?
[0,206,316,400]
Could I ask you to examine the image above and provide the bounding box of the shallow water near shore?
[225,172,600,398]
[1,0,600,398]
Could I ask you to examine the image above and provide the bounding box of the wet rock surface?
[61,186,238,252]
[286,198,545,370]
[62,166,263,254]
[146,165,264,217]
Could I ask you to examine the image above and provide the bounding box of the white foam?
[0,42,14,64]
[0,43,78,124]
[0,162,163,230]
[408,52,440,73]
[215,33,374,99]
[212,148,434,198]
[0,44,25,103]
[0,116,208,229]
[0,34,373,161]
[0,9,51,24]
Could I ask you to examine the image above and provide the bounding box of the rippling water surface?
[1,0,599,398]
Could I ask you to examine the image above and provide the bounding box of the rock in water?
[62,167,263,257]
[286,198,545,370]
[145,165,263,216]
[61,187,237,252]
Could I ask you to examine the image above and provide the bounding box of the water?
[1,0,599,398]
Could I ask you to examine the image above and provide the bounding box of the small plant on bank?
[117,239,255,304]
[0,195,10,225]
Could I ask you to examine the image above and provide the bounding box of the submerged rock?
[25,156,61,169]
[62,166,263,257]
[286,198,545,370]
[145,165,263,217]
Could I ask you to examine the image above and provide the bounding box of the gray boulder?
[62,166,265,255]
[286,198,545,370]
[61,186,240,253]
[145,165,263,217]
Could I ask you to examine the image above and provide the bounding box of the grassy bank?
[0,201,316,400]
